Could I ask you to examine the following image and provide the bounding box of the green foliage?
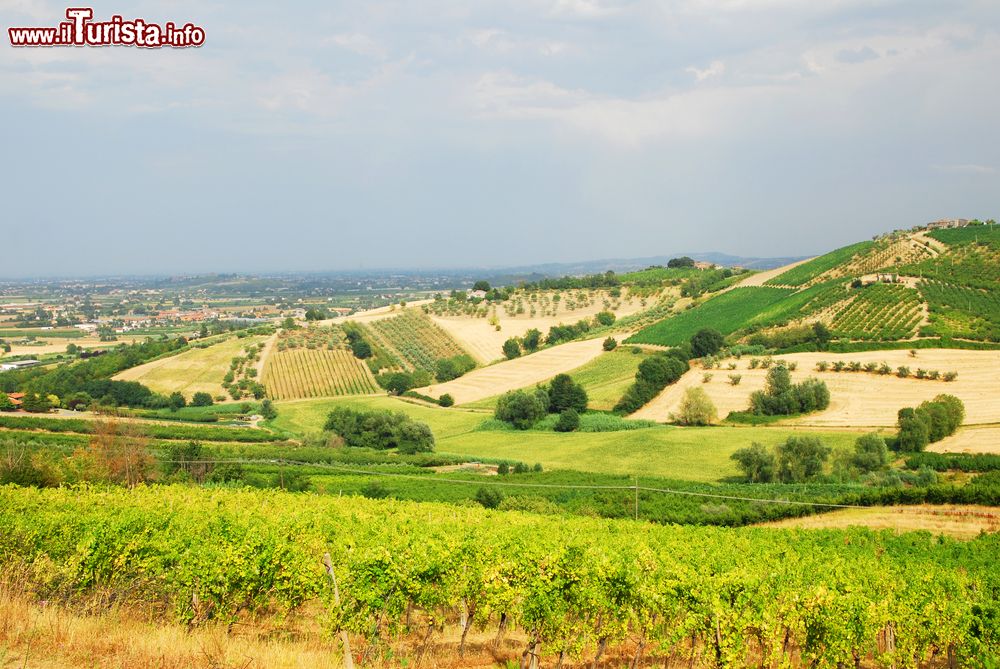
[594,310,616,326]
[502,337,522,360]
[324,406,435,453]
[554,408,580,432]
[775,436,832,483]
[602,336,617,351]
[473,486,503,508]
[690,328,724,357]
[614,352,688,414]
[748,366,830,416]
[547,374,588,414]
[676,386,717,426]
[730,443,777,483]
[546,319,592,345]
[522,328,542,352]
[168,391,187,411]
[438,393,454,408]
[191,392,214,407]
[495,389,550,430]
[434,354,476,382]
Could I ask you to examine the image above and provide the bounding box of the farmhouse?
[927,218,969,229]
[468,289,488,299]
[0,359,40,372]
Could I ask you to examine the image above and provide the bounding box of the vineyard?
[365,309,471,373]
[1,485,997,667]
[897,226,1000,290]
[262,348,379,400]
[765,240,874,286]
[829,284,923,340]
[919,280,1000,341]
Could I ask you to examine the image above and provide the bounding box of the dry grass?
[729,258,815,289]
[316,300,436,327]
[761,505,1000,539]
[113,336,266,399]
[415,337,610,405]
[632,349,1000,427]
[430,289,652,363]
[1,335,123,358]
[929,425,1000,455]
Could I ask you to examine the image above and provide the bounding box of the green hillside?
[630,226,1000,349]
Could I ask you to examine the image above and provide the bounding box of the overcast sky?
[2,0,999,277]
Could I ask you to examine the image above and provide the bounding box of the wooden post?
[634,476,639,521]
[323,552,355,669]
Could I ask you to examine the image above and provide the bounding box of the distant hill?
[629,224,1000,351]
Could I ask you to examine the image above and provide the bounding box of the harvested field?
[113,336,265,399]
[431,289,652,363]
[929,425,1000,455]
[415,337,609,405]
[318,299,435,326]
[730,257,814,288]
[762,505,1000,539]
[632,349,1000,426]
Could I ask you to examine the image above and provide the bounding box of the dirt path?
[255,332,278,378]
[414,337,611,404]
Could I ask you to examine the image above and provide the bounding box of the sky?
[2,0,999,277]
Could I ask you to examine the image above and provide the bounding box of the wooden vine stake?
[323,552,355,669]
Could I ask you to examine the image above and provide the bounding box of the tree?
[677,387,717,426]
[304,308,327,321]
[0,395,15,412]
[667,256,695,268]
[380,372,414,396]
[474,486,503,509]
[554,408,580,432]
[495,389,549,430]
[472,280,491,292]
[602,337,618,351]
[168,392,187,412]
[896,408,929,452]
[438,393,455,408]
[80,417,155,487]
[730,443,776,483]
[502,337,522,360]
[350,339,373,359]
[765,365,792,397]
[851,433,889,473]
[282,317,297,330]
[21,392,51,413]
[522,329,542,352]
[812,322,831,349]
[548,374,588,414]
[775,436,831,483]
[594,311,616,326]
[260,399,278,420]
[191,392,214,407]
[690,328,724,358]
[66,343,80,355]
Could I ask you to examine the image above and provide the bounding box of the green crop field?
[766,240,874,286]
[830,284,923,340]
[262,348,379,400]
[627,287,795,346]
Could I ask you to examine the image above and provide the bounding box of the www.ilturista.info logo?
[8,8,205,48]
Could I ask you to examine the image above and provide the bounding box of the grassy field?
[113,335,265,399]
[462,347,652,411]
[271,395,865,482]
[766,240,874,286]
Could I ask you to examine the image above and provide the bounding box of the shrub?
[816,361,829,372]
[677,387,717,426]
[438,393,455,408]
[361,482,390,499]
[474,487,503,509]
[324,407,435,453]
[595,311,616,326]
[897,366,910,378]
[690,328,724,358]
[602,336,618,351]
[729,374,742,386]
[731,443,776,483]
[748,365,829,416]
[522,329,542,352]
[502,338,522,360]
[775,436,831,483]
[495,389,549,429]
[614,353,688,414]
[191,392,214,407]
[851,433,889,473]
[554,408,580,432]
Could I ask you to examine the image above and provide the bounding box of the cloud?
[835,46,879,64]
[686,60,725,82]
[326,33,387,59]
